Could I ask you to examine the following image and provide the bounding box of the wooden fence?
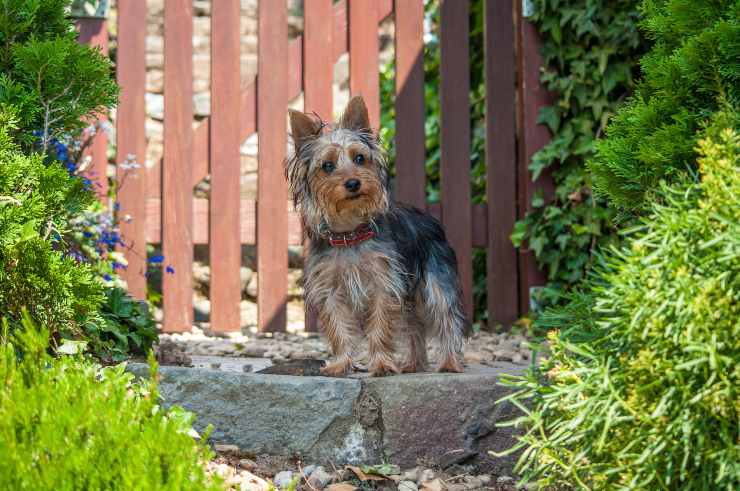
[78,0,553,333]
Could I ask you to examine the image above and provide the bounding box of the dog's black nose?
[344,179,361,192]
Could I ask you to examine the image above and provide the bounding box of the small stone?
[497,476,515,484]
[400,467,421,483]
[246,274,258,298]
[241,266,254,291]
[302,464,317,477]
[212,462,235,479]
[511,353,524,364]
[492,349,516,362]
[398,481,418,491]
[418,469,435,484]
[307,466,334,489]
[477,475,491,485]
[273,470,294,490]
[239,459,257,471]
[240,470,270,491]
[214,443,240,454]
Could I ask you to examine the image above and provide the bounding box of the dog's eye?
[353,154,365,165]
[321,161,335,173]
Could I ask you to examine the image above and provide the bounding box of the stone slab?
[127,361,524,473]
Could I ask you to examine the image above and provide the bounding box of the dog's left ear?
[339,96,371,132]
[289,110,322,150]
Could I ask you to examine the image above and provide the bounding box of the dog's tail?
[419,255,466,373]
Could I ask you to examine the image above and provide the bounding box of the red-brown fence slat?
[162,0,194,332]
[349,0,380,128]
[77,18,109,200]
[394,0,426,209]
[115,1,147,300]
[485,0,519,326]
[439,0,473,320]
[516,6,555,313]
[257,0,289,332]
[303,0,334,332]
[209,0,241,332]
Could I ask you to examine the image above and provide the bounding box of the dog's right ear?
[289,110,322,151]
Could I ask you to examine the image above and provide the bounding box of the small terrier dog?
[286,96,466,376]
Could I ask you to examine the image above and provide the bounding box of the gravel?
[158,328,534,369]
[206,447,522,490]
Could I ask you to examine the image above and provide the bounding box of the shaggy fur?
[286,96,466,376]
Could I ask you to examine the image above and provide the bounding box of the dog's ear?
[289,110,322,150]
[339,96,371,132]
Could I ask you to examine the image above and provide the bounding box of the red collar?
[327,223,376,247]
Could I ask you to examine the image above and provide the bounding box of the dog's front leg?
[318,298,356,377]
[365,294,401,376]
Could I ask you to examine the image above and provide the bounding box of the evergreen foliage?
[589,0,740,211]
[512,0,645,306]
[0,0,154,358]
[500,125,740,489]
[0,317,221,491]
[0,0,118,149]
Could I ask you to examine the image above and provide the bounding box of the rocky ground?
[205,445,521,491]
[158,326,534,369]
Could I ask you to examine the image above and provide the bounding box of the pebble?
[238,459,257,471]
[302,464,317,477]
[418,469,435,484]
[273,470,294,489]
[214,443,239,454]
[307,466,334,489]
[497,475,515,484]
[398,481,418,491]
[400,467,421,483]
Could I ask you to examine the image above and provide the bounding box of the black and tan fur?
[286,96,466,377]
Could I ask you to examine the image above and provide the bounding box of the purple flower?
[165,265,175,274]
[148,254,164,264]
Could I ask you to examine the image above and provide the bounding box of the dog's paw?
[369,358,401,377]
[437,356,464,373]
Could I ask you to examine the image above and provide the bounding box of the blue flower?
[148,255,164,264]
[165,265,175,274]
[103,274,112,281]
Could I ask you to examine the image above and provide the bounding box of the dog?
[286,96,466,376]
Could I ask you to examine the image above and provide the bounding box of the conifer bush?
[0,317,221,490]
[589,0,740,211]
[501,123,740,489]
[0,0,155,357]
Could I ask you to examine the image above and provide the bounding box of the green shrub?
[0,0,155,358]
[499,126,740,489]
[0,316,221,491]
[589,0,740,211]
[511,0,645,307]
[0,0,118,149]
[0,110,104,337]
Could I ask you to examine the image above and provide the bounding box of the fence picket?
[209,0,241,332]
[394,0,426,209]
[485,0,519,325]
[257,0,289,332]
[439,0,473,320]
[303,0,334,332]
[115,0,147,300]
[349,0,380,129]
[77,18,109,200]
[162,0,194,332]
[516,7,555,313]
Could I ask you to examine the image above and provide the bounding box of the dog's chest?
[305,243,404,307]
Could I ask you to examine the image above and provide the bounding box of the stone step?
[127,360,524,475]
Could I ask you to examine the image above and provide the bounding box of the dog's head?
[286,96,389,235]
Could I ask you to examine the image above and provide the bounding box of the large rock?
[127,361,524,473]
